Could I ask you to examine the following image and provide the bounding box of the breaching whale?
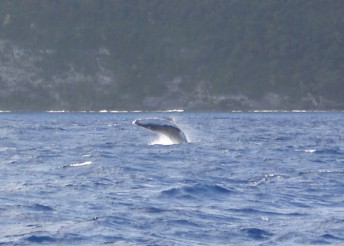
[133,118,188,144]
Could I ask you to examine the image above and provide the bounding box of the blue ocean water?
[0,112,343,245]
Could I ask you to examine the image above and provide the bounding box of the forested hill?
[0,0,343,111]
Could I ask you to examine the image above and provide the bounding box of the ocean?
[0,112,343,245]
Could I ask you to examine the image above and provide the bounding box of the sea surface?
[0,112,343,245]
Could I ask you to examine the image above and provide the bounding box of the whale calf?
[133,118,188,144]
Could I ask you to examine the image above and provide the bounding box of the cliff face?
[0,40,40,109]
[0,40,118,110]
[1,39,343,111]
[1,1,344,111]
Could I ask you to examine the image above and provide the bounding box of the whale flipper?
[133,118,188,144]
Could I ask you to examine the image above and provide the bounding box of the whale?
[133,118,188,144]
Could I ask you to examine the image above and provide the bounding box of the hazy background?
[0,0,343,111]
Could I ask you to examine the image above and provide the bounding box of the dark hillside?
[0,0,343,110]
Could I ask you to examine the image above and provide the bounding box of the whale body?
[133,118,188,144]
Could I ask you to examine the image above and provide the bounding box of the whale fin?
[133,118,188,144]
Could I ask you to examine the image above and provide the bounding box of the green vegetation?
[0,0,343,110]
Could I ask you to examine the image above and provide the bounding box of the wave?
[70,161,92,167]
[229,208,306,217]
[60,161,93,168]
[26,235,56,243]
[26,203,54,212]
[298,169,344,176]
[248,173,288,186]
[250,110,330,113]
[296,147,343,155]
[315,147,343,155]
[160,183,233,200]
[240,228,274,240]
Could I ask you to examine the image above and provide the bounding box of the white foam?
[44,109,185,113]
[47,110,68,113]
[70,161,92,167]
[305,149,317,153]
[158,109,184,112]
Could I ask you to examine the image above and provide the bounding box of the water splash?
[149,134,174,145]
